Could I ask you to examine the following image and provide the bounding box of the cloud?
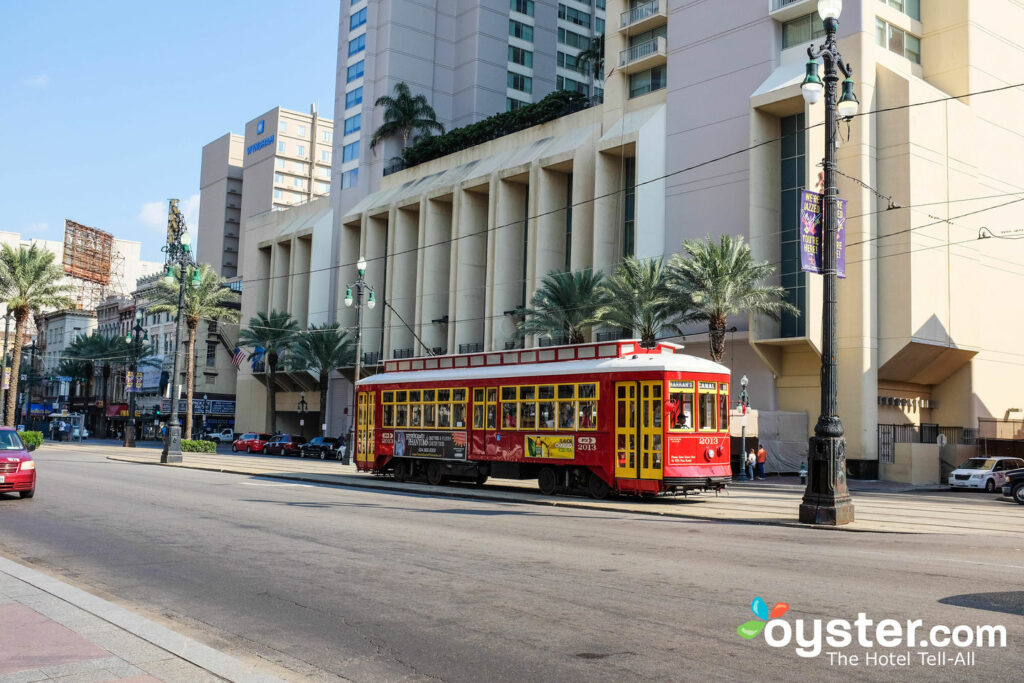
[23,74,49,88]
[139,193,201,236]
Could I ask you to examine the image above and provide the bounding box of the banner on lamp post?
[125,371,134,393]
[2,367,9,390]
[799,189,846,278]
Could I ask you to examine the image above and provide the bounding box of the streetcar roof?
[357,352,730,387]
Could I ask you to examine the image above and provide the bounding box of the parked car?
[72,426,89,439]
[300,436,342,460]
[232,433,273,453]
[0,426,36,499]
[1002,466,1024,504]
[263,434,307,456]
[204,428,235,443]
[948,456,1024,492]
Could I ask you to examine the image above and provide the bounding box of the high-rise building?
[197,106,333,277]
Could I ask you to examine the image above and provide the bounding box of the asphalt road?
[1,446,1021,682]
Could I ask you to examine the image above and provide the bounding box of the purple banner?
[799,190,846,279]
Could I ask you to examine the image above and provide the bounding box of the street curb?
[106,455,908,534]
[0,555,285,683]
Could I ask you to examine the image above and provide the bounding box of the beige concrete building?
[236,0,1024,482]
[197,134,244,277]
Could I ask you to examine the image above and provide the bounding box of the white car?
[948,457,1024,492]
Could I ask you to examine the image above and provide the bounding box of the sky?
[0,0,339,262]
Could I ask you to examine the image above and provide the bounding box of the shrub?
[181,439,216,453]
[20,431,43,449]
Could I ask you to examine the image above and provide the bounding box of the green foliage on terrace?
[400,90,589,168]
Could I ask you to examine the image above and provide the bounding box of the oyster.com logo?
[737,596,789,640]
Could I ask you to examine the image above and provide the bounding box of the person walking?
[745,449,756,481]
[756,445,767,480]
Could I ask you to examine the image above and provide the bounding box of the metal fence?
[878,423,975,464]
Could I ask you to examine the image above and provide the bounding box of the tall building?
[237,0,1024,485]
[333,0,606,207]
[197,106,333,277]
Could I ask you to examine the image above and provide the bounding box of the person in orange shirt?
[755,445,767,480]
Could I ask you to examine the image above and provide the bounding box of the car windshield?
[958,459,995,471]
[0,431,25,451]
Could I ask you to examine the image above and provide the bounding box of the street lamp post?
[799,0,858,525]
[124,312,148,448]
[344,256,375,462]
[297,391,308,439]
[202,393,208,440]
[739,375,750,481]
[160,199,199,464]
[1,311,11,422]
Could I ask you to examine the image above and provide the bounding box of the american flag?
[231,346,246,369]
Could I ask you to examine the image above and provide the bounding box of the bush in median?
[20,431,43,449]
[181,439,216,453]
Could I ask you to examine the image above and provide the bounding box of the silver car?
[948,457,1024,492]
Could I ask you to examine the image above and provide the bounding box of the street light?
[738,375,750,482]
[798,0,857,525]
[1,311,11,423]
[297,391,308,439]
[344,256,375,461]
[160,199,199,464]
[123,311,148,448]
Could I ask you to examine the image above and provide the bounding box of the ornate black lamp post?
[799,0,859,525]
[297,391,308,439]
[738,375,750,481]
[123,311,148,447]
[160,199,200,464]
[1,311,11,421]
[344,256,375,460]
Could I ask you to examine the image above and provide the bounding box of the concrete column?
[387,205,419,356]
[488,177,527,350]
[291,235,311,327]
[592,152,623,275]
[570,147,595,272]
[451,185,489,352]
[364,213,388,360]
[416,196,453,354]
[270,241,291,313]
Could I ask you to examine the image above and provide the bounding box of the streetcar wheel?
[426,461,444,486]
[474,472,489,486]
[588,472,611,500]
[538,467,557,495]
[394,461,407,482]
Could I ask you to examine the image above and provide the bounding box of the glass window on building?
[781,12,826,49]
[293,177,302,188]
[350,7,367,30]
[297,145,305,156]
[345,87,363,109]
[557,51,586,74]
[297,125,306,136]
[876,18,921,64]
[880,0,920,21]
[558,4,591,28]
[556,75,589,96]
[507,71,532,93]
[508,45,533,67]
[510,0,534,16]
[277,141,286,153]
[342,169,358,189]
[280,121,287,133]
[276,158,285,168]
[779,113,806,338]
[349,33,366,56]
[623,158,636,257]
[344,114,361,135]
[509,19,534,41]
[342,141,360,162]
[322,130,333,143]
[558,27,589,49]
[506,97,529,111]
[347,60,364,82]
[274,173,283,183]
[628,65,666,98]
[273,189,282,200]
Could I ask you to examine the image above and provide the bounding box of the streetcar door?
[356,391,375,467]
[638,380,663,480]
[615,382,638,479]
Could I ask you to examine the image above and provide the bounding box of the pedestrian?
[745,449,756,481]
[756,445,767,480]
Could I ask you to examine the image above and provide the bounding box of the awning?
[106,403,129,417]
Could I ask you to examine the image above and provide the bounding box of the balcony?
[620,1,666,33]
[768,0,815,21]
[619,36,667,74]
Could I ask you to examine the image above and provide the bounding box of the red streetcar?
[354,341,731,498]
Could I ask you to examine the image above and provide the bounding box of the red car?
[232,432,273,453]
[263,434,307,456]
[0,427,36,499]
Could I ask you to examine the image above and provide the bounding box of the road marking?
[240,481,314,487]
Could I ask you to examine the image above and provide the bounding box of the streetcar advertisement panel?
[525,435,575,459]
[394,431,467,459]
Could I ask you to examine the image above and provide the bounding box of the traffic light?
[155,406,161,415]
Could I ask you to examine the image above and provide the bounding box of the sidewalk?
[68,443,1017,536]
[0,556,285,683]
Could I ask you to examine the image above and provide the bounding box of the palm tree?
[370,82,445,153]
[290,323,354,434]
[0,244,74,426]
[65,333,118,433]
[596,257,675,348]
[147,264,240,439]
[665,235,799,362]
[516,269,607,345]
[238,310,299,434]
[577,34,605,81]
[56,358,90,416]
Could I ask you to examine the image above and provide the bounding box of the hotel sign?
[246,134,275,155]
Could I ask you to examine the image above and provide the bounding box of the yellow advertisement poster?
[526,435,574,460]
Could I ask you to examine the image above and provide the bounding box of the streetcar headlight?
[705,448,715,461]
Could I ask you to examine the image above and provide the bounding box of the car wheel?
[320,451,326,460]
[538,467,557,495]
[231,444,238,452]
[262,446,268,454]
[1014,484,1024,505]
[20,489,34,499]
[985,478,996,493]
[247,445,252,453]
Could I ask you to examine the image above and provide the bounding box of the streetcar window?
[410,404,423,428]
[423,403,436,428]
[453,403,466,428]
[501,386,516,402]
[699,392,717,431]
[668,380,695,431]
[383,391,394,403]
[473,388,485,403]
[579,383,597,399]
[558,384,574,399]
[502,402,517,429]
[410,390,421,403]
[487,388,498,429]
[719,384,729,433]
[520,400,537,430]
[473,403,484,429]
[519,386,535,401]
[438,389,451,402]
[396,391,407,402]
[383,404,395,427]
[438,403,452,429]
[537,385,555,429]
[579,401,597,430]
[396,403,408,427]
[453,388,467,402]
[423,389,435,402]
[558,402,575,429]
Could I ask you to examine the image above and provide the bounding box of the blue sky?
[0,0,338,261]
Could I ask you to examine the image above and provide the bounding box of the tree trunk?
[708,315,727,362]
[5,313,26,426]
[100,365,110,436]
[268,353,278,434]
[319,371,328,437]
[402,128,410,150]
[184,323,197,440]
